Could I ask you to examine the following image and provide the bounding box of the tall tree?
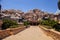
[0,0,2,13]
[58,0,60,10]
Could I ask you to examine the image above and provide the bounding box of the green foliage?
[58,0,60,10]
[41,20,57,26]
[10,25,19,28]
[39,18,60,32]
[39,18,58,29]
[2,19,18,29]
[53,23,60,32]
[24,21,30,26]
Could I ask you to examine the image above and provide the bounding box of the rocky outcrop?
[1,9,60,22]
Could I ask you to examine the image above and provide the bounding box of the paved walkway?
[3,26,54,40]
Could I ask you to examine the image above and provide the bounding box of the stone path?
[3,26,54,40]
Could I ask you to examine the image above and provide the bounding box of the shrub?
[2,19,18,29]
[53,23,60,32]
[10,25,19,28]
[39,18,58,29]
[39,18,60,32]
[24,21,30,26]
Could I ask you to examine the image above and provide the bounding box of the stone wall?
[0,27,26,39]
[0,30,11,39]
[8,27,26,35]
[39,25,60,40]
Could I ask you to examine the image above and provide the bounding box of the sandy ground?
[3,26,54,40]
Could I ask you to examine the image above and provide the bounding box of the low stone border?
[0,26,26,39]
[0,30,11,39]
[39,25,60,40]
[7,27,26,35]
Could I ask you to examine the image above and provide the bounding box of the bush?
[10,25,19,28]
[2,19,18,29]
[24,21,30,26]
[53,23,60,32]
[39,18,58,29]
[39,18,60,32]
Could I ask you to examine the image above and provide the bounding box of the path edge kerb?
[0,26,26,39]
[39,25,60,40]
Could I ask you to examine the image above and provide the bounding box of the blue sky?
[1,0,58,13]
